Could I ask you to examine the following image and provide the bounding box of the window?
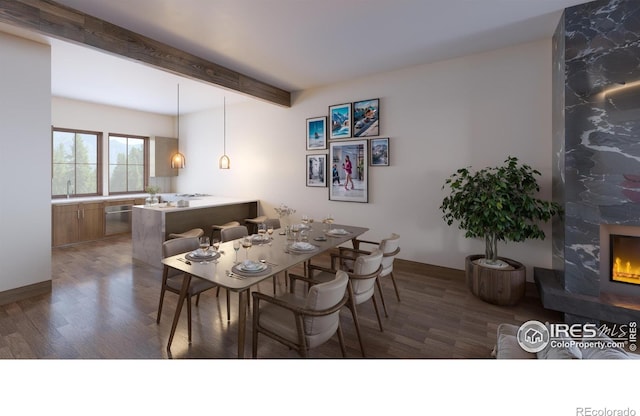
[52,128,101,198]
[108,134,148,194]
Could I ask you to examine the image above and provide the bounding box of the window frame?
[51,127,103,199]
[107,133,150,196]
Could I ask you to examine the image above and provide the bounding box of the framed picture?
[370,137,389,166]
[306,116,327,150]
[329,103,352,140]
[329,139,368,203]
[306,154,327,187]
[353,98,379,137]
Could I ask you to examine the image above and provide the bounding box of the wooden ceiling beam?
[0,0,291,107]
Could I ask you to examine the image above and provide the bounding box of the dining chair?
[220,225,249,242]
[157,237,218,343]
[263,217,281,230]
[167,227,204,240]
[336,233,401,316]
[252,270,349,358]
[304,249,383,357]
[244,215,268,234]
[210,220,240,242]
[216,225,250,320]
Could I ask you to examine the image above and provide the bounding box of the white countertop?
[52,194,149,204]
[134,196,257,212]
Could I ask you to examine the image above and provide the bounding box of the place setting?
[185,236,221,263]
[286,240,319,254]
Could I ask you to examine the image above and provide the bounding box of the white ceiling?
[40,0,590,114]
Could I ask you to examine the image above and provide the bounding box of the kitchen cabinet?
[150,136,179,177]
[52,202,104,246]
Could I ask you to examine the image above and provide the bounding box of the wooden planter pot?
[465,254,525,306]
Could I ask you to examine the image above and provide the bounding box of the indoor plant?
[440,156,562,304]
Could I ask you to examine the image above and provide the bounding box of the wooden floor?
[0,235,561,359]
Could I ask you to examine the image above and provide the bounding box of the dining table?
[161,223,369,358]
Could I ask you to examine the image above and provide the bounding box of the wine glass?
[242,236,253,260]
[257,223,267,241]
[301,214,309,227]
[212,238,220,252]
[324,214,334,231]
[199,236,210,254]
[291,224,300,241]
[233,240,241,262]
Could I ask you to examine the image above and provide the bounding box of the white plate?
[326,229,349,236]
[238,262,267,272]
[289,242,317,252]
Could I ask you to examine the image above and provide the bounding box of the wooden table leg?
[167,272,191,350]
[237,289,248,358]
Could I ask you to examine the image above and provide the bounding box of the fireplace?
[599,225,640,298]
[610,234,640,286]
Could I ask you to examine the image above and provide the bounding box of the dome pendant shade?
[219,154,230,169]
[172,152,186,168]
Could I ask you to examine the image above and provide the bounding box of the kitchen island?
[132,196,258,267]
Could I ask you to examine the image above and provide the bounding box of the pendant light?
[171,83,186,169]
[219,96,231,169]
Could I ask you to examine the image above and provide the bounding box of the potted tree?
[440,156,562,305]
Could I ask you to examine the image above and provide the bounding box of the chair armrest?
[352,239,380,250]
[345,265,383,281]
[288,273,321,286]
[252,290,348,317]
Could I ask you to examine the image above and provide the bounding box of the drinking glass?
[324,214,334,231]
[301,214,309,226]
[199,236,210,254]
[212,238,220,252]
[257,223,267,240]
[291,224,300,241]
[233,240,241,262]
[242,236,253,260]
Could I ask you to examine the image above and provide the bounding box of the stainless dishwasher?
[104,204,133,235]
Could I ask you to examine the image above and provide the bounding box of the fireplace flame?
[612,257,640,284]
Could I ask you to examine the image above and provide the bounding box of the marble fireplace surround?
[535,0,640,324]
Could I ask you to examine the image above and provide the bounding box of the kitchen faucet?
[66,179,72,198]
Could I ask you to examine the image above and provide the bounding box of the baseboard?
[0,280,52,306]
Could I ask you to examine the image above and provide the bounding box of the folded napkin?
[328,228,348,235]
[241,259,261,270]
[291,242,315,250]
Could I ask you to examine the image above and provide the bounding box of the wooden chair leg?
[252,298,259,358]
[349,303,366,357]
[375,278,389,317]
[372,295,384,332]
[337,324,347,358]
[272,275,277,295]
[226,290,231,321]
[156,287,166,324]
[390,272,401,302]
[187,295,193,343]
[216,286,221,297]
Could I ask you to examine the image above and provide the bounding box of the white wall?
[0,33,51,292]
[52,97,176,194]
[177,39,553,278]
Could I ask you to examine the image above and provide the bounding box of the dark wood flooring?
[0,235,562,359]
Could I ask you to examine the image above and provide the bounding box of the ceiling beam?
[0,0,291,107]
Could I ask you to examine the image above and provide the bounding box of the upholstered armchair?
[252,270,349,358]
[304,249,383,357]
[157,237,218,343]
